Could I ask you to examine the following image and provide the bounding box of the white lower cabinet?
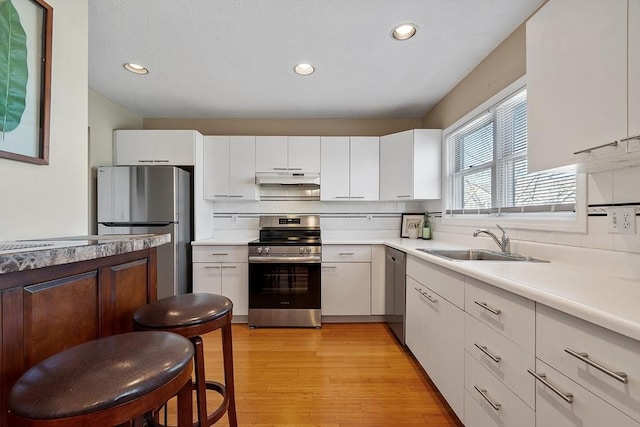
[405,256,464,422]
[321,245,372,316]
[403,253,639,427]
[465,352,534,427]
[465,313,535,408]
[532,359,639,427]
[464,389,502,427]
[405,278,429,368]
[321,262,371,316]
[192,246,248,317]
[535,304,640,424]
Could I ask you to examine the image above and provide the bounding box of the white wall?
[88,90,143,233]
[0,0,88,241]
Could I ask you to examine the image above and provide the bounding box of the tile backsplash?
[204,166,640,255]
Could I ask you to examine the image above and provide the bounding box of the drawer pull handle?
[474,301,501,315]
[335,196,350,199]
[474,386,501,411]
[573,140,618,155]
[229,195,244,198]
[351,196,365,199]
[204,266,221,269]
[221,265,236,269]
[397,195,411,198]
[619,134,640,143]
[474,344,502,363]
[211,253,229,256]
[338,252,355,255]
[423,292,438,304]
[528,369,573,403]
[322,266,337,269]
[564,348,628,384]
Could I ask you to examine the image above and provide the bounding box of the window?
[443,79,584,231]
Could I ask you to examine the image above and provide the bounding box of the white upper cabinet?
[288,136,321,173]
[320,136,379,201]
[379,129,441,201]
[255,136,288,172]
[203,136,256,200]
[527,0,639,172]
[350,137,379,200]
[321,137,350,200]
[629,0,640,141]
[114,130,198,166]
[255,136,320,173]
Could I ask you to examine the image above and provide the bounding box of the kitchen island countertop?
[0,233,171,275]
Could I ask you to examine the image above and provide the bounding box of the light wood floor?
[167,323,461,427]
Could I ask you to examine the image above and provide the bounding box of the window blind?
[446,87,576,215]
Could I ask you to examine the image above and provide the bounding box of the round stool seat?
[133,293,232,331]
[8,331,193,423]
[133,293,237,427]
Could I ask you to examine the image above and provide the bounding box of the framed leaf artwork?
[0,0,52,165]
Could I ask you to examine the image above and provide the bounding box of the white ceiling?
[88,0,542,119]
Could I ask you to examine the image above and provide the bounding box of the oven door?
[249,262,321,309]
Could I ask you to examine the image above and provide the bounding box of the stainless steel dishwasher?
[385,247,406,344]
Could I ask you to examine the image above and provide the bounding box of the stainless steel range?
[248,215,321,328]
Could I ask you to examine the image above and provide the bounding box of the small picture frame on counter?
[400,213,424,238]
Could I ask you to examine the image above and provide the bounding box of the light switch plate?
[607,207,636,234]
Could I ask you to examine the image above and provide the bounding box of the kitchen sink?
[417,249,548,262]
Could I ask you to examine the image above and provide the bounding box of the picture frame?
[0,0,53,165]
[400,213,424,238]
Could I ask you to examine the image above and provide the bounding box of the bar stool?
[8,331,194,427]
[133,293,237,427]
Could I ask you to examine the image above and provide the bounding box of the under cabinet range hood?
[255,172,320,201]
[255,172,320,186]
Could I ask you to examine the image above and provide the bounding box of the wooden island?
[0,234,169,427]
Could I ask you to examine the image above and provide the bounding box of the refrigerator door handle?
[100,221,175,228]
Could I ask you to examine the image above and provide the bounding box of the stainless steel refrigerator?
[97,166,191,299]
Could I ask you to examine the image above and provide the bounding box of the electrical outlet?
[607,207,636,234]
[366,214,373,222]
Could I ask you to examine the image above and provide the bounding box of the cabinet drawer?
[192,245,248,263]
[464,389,500,427]
[322,245,371,262]
[532,359,639,427]
[537,304,640,422]
[465,313,535,408]
[465,278,535,353]
[465,352,535,427]
[406,255,464,309]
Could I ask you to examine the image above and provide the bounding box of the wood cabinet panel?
[109,259,149,335]
[23,271,100,367]
[0,248,157,427]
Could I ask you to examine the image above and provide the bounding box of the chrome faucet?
[473,225,511,253]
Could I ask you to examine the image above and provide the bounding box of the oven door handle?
[248,256,321,264]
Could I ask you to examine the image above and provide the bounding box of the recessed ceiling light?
[123,63,149,75]
[294,63,315,76]
[392,24,417,41]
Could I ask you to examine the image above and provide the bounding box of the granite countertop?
[194,235,640,341]
[0,234,171,275]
